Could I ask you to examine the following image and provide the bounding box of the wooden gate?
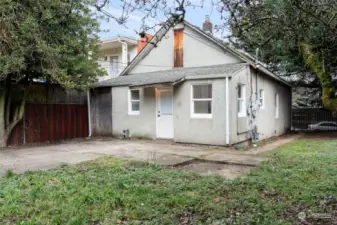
[8,103,89,146]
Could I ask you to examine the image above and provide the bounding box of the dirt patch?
[297,131,337,140]
[174,160,252,179]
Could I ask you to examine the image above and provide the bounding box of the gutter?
[87,90,92,137]
[225,76,230,145]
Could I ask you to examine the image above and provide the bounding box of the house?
[90,17,292,146]
[98,35,152,80]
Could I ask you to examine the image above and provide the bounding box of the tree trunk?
[0,85,27,148]
[0,90,6,148]
[301,43,337,112]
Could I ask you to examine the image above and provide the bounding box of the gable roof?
[98,63,247,87]
[103,20,291,88]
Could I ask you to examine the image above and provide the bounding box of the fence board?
[8,103,88,146]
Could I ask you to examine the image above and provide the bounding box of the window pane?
[131,90,140,100]
[193,85,212,99]
[238,100,242,113]
[194,101,212,114]
[160,92,173,115]
[238,85,242,98]
[131,102,140,111]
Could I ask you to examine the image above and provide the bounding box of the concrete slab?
[0,136,292,176]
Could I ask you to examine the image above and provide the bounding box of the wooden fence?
[8,103,89,146]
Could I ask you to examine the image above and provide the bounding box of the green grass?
[0,140,336,225]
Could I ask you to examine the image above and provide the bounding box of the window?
[191,84,212,118]
[104,56,108,61]
[127,53,131,64]
[275,94,279,119]
[237,84,246,117]
[259,89,265,109]
[128,89,140,115]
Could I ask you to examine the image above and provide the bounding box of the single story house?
[90,18,292,146]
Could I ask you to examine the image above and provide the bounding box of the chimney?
[137,33,153,53]
[202,15,213,34]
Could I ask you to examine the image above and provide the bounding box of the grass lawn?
[0,139,336,225]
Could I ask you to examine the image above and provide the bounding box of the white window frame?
[190,84,213,119]
[237,84,246,117]
[275,94,279,119]
[259,89,265,109]
[128,89,140,115]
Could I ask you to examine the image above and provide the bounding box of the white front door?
[157,88,174,139]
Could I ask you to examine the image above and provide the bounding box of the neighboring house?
[90,17,292,146]
[98,35,152,80]
[98,36,138,80]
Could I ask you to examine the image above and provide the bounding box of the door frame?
[155,87,174,139]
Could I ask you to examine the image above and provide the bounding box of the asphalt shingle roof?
[98,63,247,87]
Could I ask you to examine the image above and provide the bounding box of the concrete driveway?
[0,138,271,176]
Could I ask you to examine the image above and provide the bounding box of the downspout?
[255,48,259,101]
[225,76,230,145]
[87,90,92,137]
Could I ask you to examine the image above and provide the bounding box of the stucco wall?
[253,70,292,140]
[173,79,227,145]
[183,26,241,67]
[90,87,112,136]
[111,87,156,138]
[129,26,241,74]
[110,78,228,145]
[229,66,292,144]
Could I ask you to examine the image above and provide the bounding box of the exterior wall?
[110,78,228,145]
[90,88,112,136]
[111,86,156,139]
[129,29,174,74]
[183,26,241,67]
[129,26,241,74]
[253,69,292,140]
[229,66,292,144]
[173,79,227,145]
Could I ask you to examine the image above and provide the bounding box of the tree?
[0,0,105,147]
[218,0,337,110]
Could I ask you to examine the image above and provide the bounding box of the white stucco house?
[90,18,292,146]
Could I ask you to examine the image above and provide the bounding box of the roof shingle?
[98,63,247,87]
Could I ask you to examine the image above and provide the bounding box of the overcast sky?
[97,0,228,40]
